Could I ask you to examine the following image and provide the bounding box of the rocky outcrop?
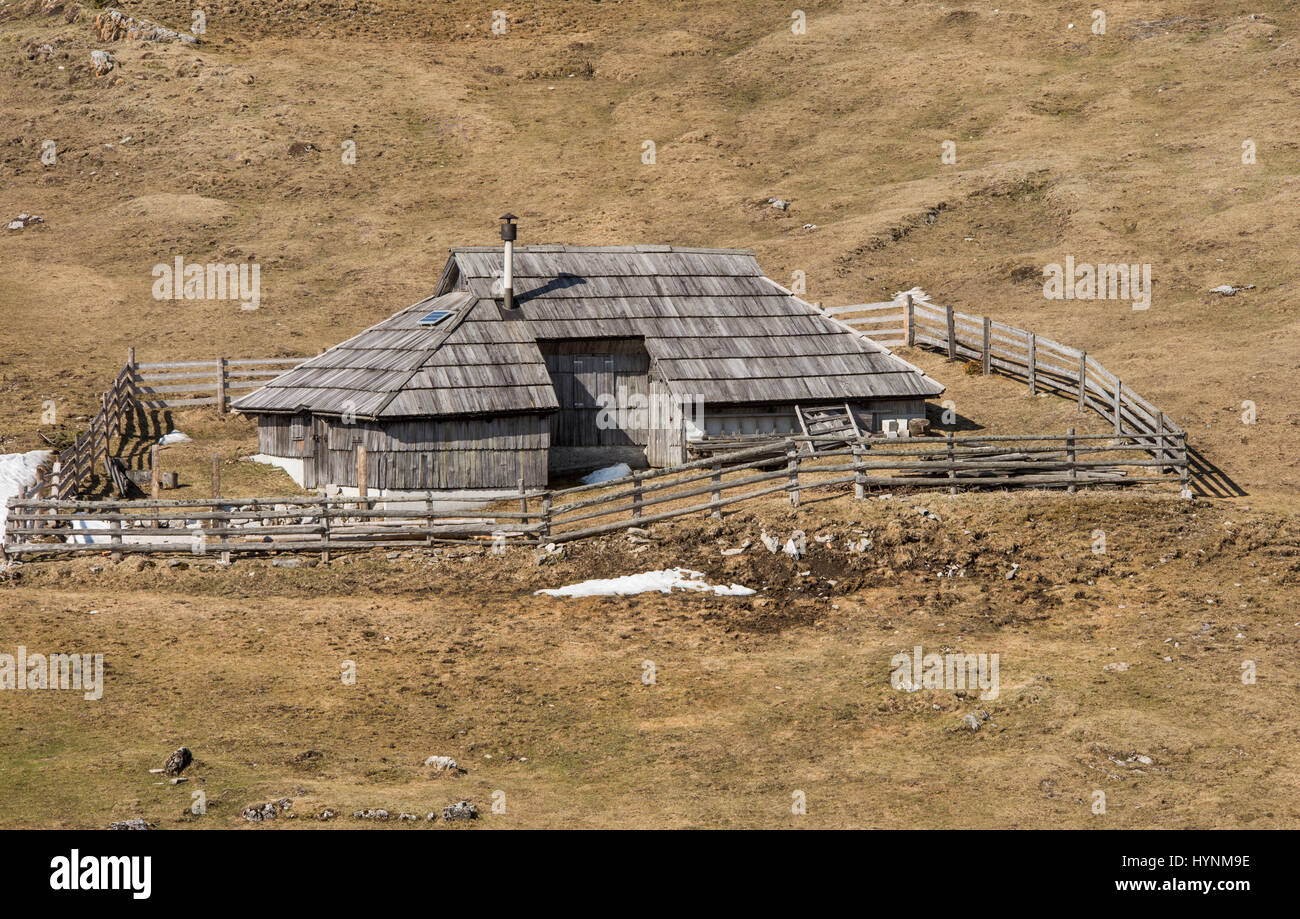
[93,8,198,44]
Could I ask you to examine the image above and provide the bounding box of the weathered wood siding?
[261,413,549,490]
[540,339,649,448]
[256,412,310,458]
[645,376,686,466]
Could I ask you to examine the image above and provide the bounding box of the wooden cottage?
[234,234,944,496]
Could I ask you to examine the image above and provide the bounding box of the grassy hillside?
[1,0,1297,499]
[1,1,1298,830]
[2,493,1298,829]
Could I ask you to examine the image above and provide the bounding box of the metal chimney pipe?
[499,213,518,310]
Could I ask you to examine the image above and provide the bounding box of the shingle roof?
[232,289,559,418]
[233,245,943,418]
[453,246,944,403]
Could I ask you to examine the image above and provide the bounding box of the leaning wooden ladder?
[794,403,862,454]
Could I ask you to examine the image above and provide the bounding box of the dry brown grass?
[1,492,1297,828]
[1,0,1298,828]
[1,0,1296,500]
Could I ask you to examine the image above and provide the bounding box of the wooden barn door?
[542,341,650,448]
[309,415,330,489]
[570,355,602,446]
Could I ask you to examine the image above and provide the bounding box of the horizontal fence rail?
[133,354,305,410]
[41,364,137,501]
[25,351,308,502]
[4,431,1188,561]
[828,297,1185,454]
[1,492,544,561]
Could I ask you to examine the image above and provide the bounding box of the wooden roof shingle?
[234,245,943,419]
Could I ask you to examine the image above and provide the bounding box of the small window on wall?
[290,416,305,440]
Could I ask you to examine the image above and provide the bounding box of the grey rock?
[243,798,291,822]
[441,800,479,822]
[90,50,114,76]
[110,818,149,830]
[163,746,192,776]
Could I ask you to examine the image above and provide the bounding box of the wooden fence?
[824,297,1186,455]
[24,351,307,501]
[132,352,304,412]
[37,364,137,501]
[1,492,542,562]
[3,430,1188,561]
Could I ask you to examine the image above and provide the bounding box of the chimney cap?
[499,213,518,243]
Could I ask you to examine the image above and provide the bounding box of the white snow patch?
[579,463,632,485]
[66,518,112,545]
[245,453,305,487]
[0,450,51,541]
[157,430,192,445]
[536,567,755,598]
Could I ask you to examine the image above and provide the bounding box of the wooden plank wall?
[645,376,685,466]
[539,339,650,447]
[256,412,550,490]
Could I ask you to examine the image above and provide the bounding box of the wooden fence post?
[905,294,915,347]
[1077,352,1087,412]
[632,472,643,519]
[320,502,331,563]
[112,378,123,435]
[150,444,160,502]
[945,305,956,359]
[109,509,122,563]
[216,357,228,414]
[1178,434,1192,498]
[207,453,220,563]
[946,432,957,495]
[1066,427,1077,494]
[100,391,111,457]
[1113,381,1123,435]
[49,460,60,501]
[517,477,527,524]
[541,491,553,542]
[356,444,368,509]
[787,442,800,507]
[710,461,722,518]
[982,317,992,374]
[1155,411,1166,468]
[1027,332,1037,394]
[852,442,865,499]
